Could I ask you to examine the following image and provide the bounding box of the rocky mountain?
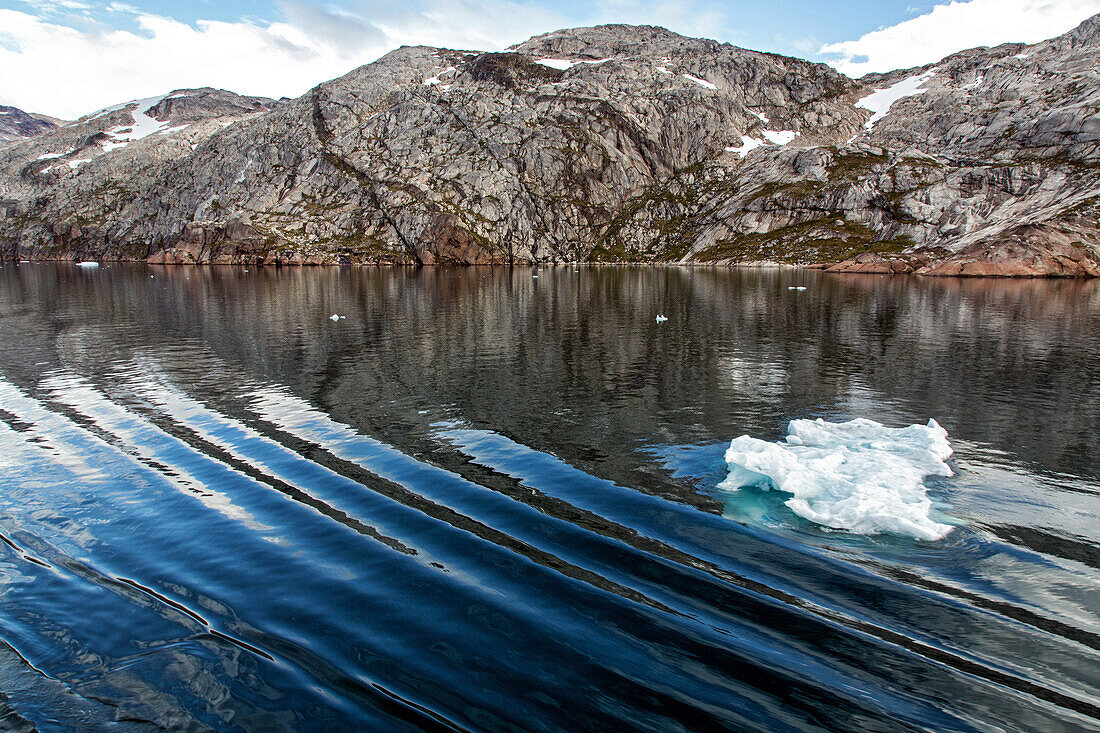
[1,17,1098,274]
[0,105,59,145]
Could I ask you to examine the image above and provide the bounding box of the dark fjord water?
[0,263,1098,732]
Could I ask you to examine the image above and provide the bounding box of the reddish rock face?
[918,225,1100,277]
[824,252,916,275]
[416,214,502,265]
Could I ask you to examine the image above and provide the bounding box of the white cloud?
[0,8,402,118]
[819,0,1100,76]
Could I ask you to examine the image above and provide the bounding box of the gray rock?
[1,17,1098,275]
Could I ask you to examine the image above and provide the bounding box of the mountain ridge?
[1,16,1098,275]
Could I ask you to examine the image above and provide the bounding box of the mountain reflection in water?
[0,263,1098,731]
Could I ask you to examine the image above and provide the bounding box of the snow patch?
[423,66,456,85]
[534,57,612,70]
[762,129,797,145]
[961,75,984,90]
[725,136,765,158]
[99,93,171,153]
[718,417,955,540]
[682,73,718,90]
[36,152,63,160]
[656,66,671,74]
[1013,52,1030,60]
[855,70,936,129]
[748,109,769,124]
[66,159,92,169]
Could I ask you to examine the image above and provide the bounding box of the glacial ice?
[717,417,955,540]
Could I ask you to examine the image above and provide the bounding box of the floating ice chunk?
[655,314,668,323]
[787,286,807,291]
[718,417,955,540]
[762,130,796,145]
[682,73,718,90]
[329,314,341,321]
[726,136,765,158]
[855,70,936,129]
[77,261,99,267]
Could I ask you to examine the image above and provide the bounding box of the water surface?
[0,263,1098,731]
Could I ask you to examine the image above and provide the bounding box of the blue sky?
[1,0,1097,117]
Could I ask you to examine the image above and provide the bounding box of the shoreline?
[3,257,1097,278]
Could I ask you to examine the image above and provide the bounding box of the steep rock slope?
[0,105,58,145]
[0,19,1097,273]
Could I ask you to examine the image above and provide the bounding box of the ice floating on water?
[787,286,806,291]
[718,417,955,540]
[77,261,99,267]
[655,315,669,323]
[329,314,344,321]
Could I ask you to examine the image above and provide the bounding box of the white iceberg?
[718,417,955,540]
[655,315,669,323]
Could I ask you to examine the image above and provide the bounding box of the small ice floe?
[77,261,99,267]
[718,417,956,540]
[533,274,539,278]
[655,315,669,323]
[329,314,345,322]
[787,286,807,291]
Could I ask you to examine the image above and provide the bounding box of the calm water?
[0,263,1098,732]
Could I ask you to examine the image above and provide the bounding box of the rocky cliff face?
[1,18,1098,274]
[0,105,59,146]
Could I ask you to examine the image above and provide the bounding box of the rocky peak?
[0,21,1097,275]
[0,106,58,145]
[1059,11,1100,48]
[144,88,276,125]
